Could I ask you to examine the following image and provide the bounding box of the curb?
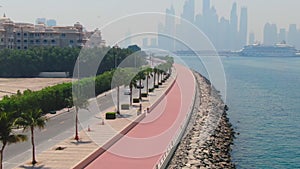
[73,68,178,169]
[154,66,197,169]
[73,113,146,169]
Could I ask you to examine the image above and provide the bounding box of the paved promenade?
[15,66,180,169]
[85,64,196,169]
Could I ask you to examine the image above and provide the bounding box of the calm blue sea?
[177,56,300,169]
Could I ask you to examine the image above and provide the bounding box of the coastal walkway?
[14,65,195,169]
[84,64,196,169]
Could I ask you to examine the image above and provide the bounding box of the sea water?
[177,56,300,169]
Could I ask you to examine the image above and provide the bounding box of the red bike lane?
[86,64,196,169]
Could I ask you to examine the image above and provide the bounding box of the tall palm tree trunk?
[130,84,133,106]
[146,76,149,94]
[75,107,79,141]
[153,73,156,88]
[139,79,142,100]
[117,86,120,114]
[31,126,37,165]
[0,144,6,169]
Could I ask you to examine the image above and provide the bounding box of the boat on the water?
[239,43,297,57]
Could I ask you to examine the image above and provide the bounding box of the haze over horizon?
[1,0,300,44]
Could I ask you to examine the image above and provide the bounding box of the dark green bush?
[149,88,154,93]
[133,98,140,103]
[154,85,159,88]
[105,112,116,119]
[141,93,148,98]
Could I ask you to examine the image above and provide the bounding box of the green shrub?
[105,112,116,119]
[121,104,130,110]
[154,85,159,88]
[133,98,140,103]
[149,88,154,92]
[141,93,148,98]
[158,82,162,85]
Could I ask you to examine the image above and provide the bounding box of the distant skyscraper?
[157,22,164,49]
[181,0,195,23]
[287,24,298,47]
[203,0,210,16]
[123,30,132,48]
[165,5,175,51]
[278,28,286,43]
[142,38,148,48]
[46,19,57,26]
[263,23,277,45]
[239,7,248,48]
[218,17,231,50]
[230,3,238,49]
[160,0,249,51]
[158,5,176,51]
[150,38,157,48]
[35,18,46,25]
[249,32,255,45]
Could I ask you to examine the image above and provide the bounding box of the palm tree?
[143,67,153,94]
[129,78,138,106]
[0,112,27,169]
[123,69,137,106]
[112,68,127,114]
[15,109,47,165]
[72,95,87,141]
[153,67,158,88]
[134,69,146,100]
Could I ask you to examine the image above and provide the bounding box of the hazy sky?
[1,0,300,42]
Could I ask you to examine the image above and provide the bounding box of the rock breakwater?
[167,72,235,169]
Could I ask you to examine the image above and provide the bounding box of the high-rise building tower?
[278,28,286,43]
[203,0,210,16]
[142,38,148,48]
[249,32,255,45]
[181,0,195,23]
[263,23,277,45]
[288,24,298,47]
[158,5,176,51]
[230,3,238,49]
[47,19,57,27]
[239,7,248,48]
[35,18,46,25]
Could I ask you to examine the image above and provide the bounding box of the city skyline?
[157,0,248,51]
[1,0,300,43]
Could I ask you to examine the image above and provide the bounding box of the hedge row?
[0,71,115,115]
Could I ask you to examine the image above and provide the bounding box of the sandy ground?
[0,78,72,99]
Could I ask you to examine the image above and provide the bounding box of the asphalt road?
[3,81,150,169]
[3,58,162,169]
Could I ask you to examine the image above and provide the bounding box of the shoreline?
[167,71,235,169]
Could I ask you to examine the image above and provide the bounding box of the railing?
[154,69,198,169]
